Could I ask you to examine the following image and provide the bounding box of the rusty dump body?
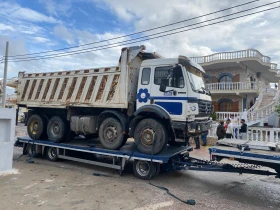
[17,46,157,109]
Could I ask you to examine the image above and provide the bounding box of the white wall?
[0,108,16,172]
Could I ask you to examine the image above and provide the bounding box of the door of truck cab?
[137,64,188,121]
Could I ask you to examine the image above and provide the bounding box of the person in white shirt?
[230,114,238,138]
[225,119,233,139]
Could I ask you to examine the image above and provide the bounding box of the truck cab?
[135,55,212,142]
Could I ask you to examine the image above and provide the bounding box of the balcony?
[190,49,280,82]
[206,81,260,94]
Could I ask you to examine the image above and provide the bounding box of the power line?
[9,1,280,61]
[10,6,280,62]
[8,0,261,58]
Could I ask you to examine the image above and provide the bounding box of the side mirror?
[159,79,167,92]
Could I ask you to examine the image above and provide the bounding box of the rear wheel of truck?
[134,118,168,155]
[99,117,125,150]
[47,116,67,143]
[133,160,155,180]
[27,114,46,140]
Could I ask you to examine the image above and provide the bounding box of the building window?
[219,101,232,112]
[219,75,232,83]
[218,98,233,112]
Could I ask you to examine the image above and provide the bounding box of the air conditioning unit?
[256,72,261,78]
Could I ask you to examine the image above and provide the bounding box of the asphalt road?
[1,125,280,210]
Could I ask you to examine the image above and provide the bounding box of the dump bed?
[17,66,123,108]
[16,46,146,109]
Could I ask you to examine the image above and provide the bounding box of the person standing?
[194,136,200,149]
[216,121,226,140]
[201,130,208,146]
[225,119,233,138]
[239,119,247,139]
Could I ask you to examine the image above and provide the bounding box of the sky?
[0,0,280,85]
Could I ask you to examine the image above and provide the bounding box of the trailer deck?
[15,137,280,179]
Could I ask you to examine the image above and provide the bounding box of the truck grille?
[197,100,212,117]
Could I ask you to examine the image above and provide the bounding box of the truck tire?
[27,114,46,140]
[47,116,67,143]
[134,118,168,155]
[98,117,125,150]
[133,160,155,180]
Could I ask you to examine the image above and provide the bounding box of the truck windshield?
[186,66,208,94]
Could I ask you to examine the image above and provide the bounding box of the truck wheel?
[46,147,58,162]
[99,117,124,150]
[27,114,46,140]
[47,116,67,143]
[134,118,168,155]
[133,160,155,180]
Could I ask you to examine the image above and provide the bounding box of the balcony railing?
[190,49,278,69]
[206,82,259,91]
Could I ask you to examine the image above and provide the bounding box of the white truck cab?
[136,55,212,139]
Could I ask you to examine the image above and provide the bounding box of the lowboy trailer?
[15,137,280,179]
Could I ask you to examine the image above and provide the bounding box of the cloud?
[0,0,280,82]
[0,1,57,23]
[0,23,15,32]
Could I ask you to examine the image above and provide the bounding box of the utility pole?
[1,41,9,108]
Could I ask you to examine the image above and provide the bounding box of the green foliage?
[210,111,217,121]
[275,102,280,116]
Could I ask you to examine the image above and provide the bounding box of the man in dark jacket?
[216,121,226,140]
[239,119,247,139]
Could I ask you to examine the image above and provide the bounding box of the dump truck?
[15,45,212,154]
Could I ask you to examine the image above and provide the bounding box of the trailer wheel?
[47,116,67,143]
[99,117,125,150]
[46,147,58,162]
[133,160,155,180]
[134,118,168,155]
[27,114,46,140]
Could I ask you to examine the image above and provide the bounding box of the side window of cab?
[141,68,151,85]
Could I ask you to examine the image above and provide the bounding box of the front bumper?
[171,120,212,137]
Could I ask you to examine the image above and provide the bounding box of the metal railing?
[207,82,259,91]
[216,112,243,121]
[190,49,274,66]
[209,124,280,143]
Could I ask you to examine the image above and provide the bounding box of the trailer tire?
[46,147,58,162]
[133,160,155,180]
[99,117,125,150]
[134,118,168,155]
[47,116,67,143]
[27,114,46,140]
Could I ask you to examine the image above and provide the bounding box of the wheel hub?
[53,123,60,135]
[141,128,155,146]
[30,121,39,134]
[136,161,150,176]
[104,126,117,142]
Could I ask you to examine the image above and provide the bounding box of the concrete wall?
[0,108,16,172]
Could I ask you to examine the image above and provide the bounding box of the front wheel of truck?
[134,118,168,155]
